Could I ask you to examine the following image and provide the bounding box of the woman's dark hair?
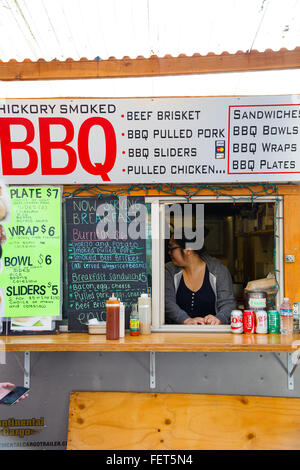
[173,226,209,258]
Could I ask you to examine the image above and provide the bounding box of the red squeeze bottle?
[106,294,120,340]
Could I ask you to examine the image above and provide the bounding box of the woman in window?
[165,234,236,325]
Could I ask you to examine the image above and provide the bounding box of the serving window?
[146,196,283,332]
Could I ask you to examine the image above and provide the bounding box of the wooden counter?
[1,331,300,352]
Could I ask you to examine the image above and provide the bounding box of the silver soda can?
[256,310,268,334]
[231,310,243,333]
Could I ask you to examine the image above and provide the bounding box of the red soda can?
[255,310,268,334]
[230,310,243,333]
[243,310,256,333]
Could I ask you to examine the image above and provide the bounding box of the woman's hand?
[0,382,15,401]
[0,383,29,403]
[183,317,205,325]
[204,315,222,325]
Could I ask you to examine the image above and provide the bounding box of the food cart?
[1,7,300,452]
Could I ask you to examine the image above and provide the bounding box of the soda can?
[256,310,268,334]
[268,310,280,333]
[243,310,256,333]
[230,310,243,333]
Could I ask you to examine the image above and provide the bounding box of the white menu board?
[0,95,300,184]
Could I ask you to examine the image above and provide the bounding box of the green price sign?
[0,187,61,317]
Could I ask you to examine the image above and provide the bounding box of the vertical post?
[24,352,30,388]
[276,197,284,304]
[151,200,161,329]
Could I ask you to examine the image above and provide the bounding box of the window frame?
[145,195,283,333]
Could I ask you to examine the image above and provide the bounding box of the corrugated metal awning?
[0,0,299,61]
[1,0,300,97]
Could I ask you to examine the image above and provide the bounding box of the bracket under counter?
[269,352,300,391]
[2,332,300,392]
[15,349,300,392]
[17,350,157,391]
[148,351,300,392]
[287,351,300,391]
[150,351,156,389]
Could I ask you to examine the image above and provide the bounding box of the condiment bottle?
[138,293,151,335]
[106,293,120,340]
[130,304,139,336]
[119,299,125,338]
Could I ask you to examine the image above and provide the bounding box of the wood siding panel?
[67,392,300,450]
[284,194,300,302]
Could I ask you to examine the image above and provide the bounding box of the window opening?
[146,196,282,331]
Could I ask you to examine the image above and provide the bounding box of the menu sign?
[1,96,300,184]
[0,187,61,318]
[64,196,148,332]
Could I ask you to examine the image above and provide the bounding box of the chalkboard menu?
[64,196,148,332]
[0,186,61,319]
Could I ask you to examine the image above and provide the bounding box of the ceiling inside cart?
[1,0,300,97]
